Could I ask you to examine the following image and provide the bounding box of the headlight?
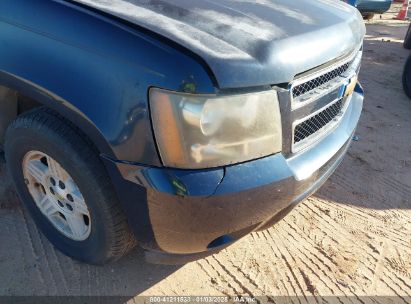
[149,88,282,169]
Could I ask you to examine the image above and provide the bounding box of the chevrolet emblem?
[344,75,358,97]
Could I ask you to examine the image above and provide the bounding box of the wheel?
[404,24,411,49]
[5,108,136,264]
[362,13,375,20]
[402,55,411,100]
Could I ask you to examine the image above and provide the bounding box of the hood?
[72,0,366,89]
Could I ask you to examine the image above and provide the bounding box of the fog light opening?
[207,235,235,249]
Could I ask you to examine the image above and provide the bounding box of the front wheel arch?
[0,71,115,159]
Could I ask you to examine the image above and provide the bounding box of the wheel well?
[0,85,44,146]
[0,79,115,158]
[0,85,110,159]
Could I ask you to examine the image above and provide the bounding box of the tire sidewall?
[6,126,113,264]
[404,25,411,50]
[402,55,411,100]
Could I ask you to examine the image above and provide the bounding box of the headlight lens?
[149,88,282,169]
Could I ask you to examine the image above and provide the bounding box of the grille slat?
[290,50,361,152]
[294,99,344,144]
[292,62,350,99]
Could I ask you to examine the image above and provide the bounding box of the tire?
[402,54,411,100]
[362,13,375,20]
[5,108,136,264]
[404,24,411,50]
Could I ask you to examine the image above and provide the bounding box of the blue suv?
[344,0,393,19]
[0,0,365,265]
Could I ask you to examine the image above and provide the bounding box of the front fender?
[0,0,216,165]
[0,70,115,159]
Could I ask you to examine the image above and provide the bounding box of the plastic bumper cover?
[103,87,364,264]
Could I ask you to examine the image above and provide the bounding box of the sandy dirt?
[0,4,410,301]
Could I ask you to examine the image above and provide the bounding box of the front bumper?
[103,87,364,264]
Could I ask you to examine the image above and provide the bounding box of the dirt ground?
[0,4,411,301]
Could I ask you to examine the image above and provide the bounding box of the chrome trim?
[292,76,346,109]
[287,45,362,154]
[292,91,352,154]
[290,48,362,110]
[292,48,359,87]
[287,91,363,181]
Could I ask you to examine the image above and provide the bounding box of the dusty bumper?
[103,88,363,264]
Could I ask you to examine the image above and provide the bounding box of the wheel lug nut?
[50,187,55,195]
[50,177,56,186]
[66,203,73,211]
[67,194,74,202]
[57,200,64,207]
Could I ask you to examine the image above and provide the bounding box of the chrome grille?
[290,49,362,152]
[294,98,344,144]
[292,62,350,98]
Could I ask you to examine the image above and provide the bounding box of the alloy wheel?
[22,151,91,241]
